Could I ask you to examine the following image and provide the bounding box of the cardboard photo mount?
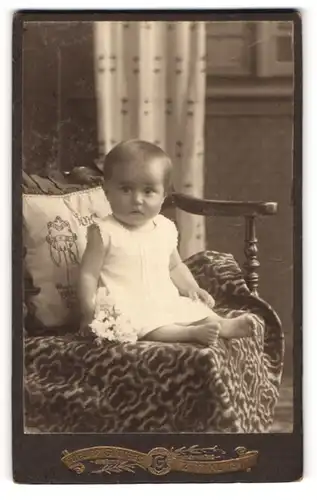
[12,9,302,484]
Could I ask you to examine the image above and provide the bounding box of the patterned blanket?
[24,251,284,433]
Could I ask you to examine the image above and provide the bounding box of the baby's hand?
[188,288,215,308]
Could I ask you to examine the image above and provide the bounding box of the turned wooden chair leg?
[244,216,260,296]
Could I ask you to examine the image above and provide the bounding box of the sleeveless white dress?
[93,214,211,338]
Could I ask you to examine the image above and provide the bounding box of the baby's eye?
[144,187,155,195]
[120,186,131,193]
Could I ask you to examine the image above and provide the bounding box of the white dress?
[94,214,212,338]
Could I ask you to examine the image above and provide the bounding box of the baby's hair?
[103,139,173,191]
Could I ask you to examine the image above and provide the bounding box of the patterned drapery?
[94,21,206,259]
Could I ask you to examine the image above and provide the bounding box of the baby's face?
[104,158,166,227]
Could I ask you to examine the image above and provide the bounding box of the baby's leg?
[142,312,255,345]
[143,320,220,346]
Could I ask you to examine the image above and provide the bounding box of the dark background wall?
[22,21,98,173]
[22,21,294,375]
[205,100,293,373]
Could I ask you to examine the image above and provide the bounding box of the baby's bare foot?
[190,321,220,346]
[220,314,255,339]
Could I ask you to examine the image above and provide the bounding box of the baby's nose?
[133,192,143,204]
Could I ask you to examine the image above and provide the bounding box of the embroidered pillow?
[23,186,111,328]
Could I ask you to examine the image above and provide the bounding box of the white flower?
[89,294,138,344]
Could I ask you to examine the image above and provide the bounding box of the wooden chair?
[22,166,284,433]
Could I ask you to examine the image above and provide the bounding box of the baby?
[79,139,255,345]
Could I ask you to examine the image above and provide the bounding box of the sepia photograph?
[13,10,301,483]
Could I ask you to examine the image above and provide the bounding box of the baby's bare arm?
[169,249,200,295]
[169,249,215,307]
[78,225,108,326]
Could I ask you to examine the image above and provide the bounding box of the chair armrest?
[169,192,278,296]
[171,192,277,217]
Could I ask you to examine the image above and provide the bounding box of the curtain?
[94,21,206,259]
